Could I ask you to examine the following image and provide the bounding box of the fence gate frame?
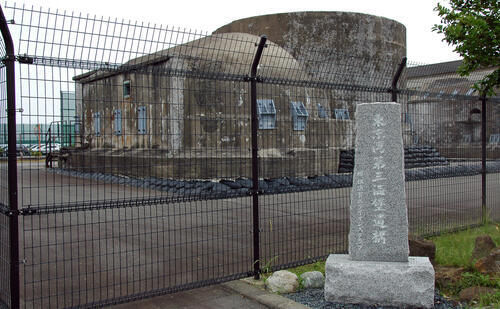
[0,5,19,309]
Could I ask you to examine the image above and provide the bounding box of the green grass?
[478,291,500,307]
[441,271,500,297]
[429,223,500,268]
[260,259,326,290]
[460,272,499,289]
[429,223,500,306]
[284,260,325,277]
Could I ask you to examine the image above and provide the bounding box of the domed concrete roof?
[75,32,310,83]
[214,11,406,64]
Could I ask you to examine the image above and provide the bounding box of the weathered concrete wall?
[214,11,406,79]
[406,100,499,158]
[62,148,343,179]
[405,67,500,159]
[74,82,84,146]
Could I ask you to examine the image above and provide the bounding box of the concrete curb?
[222,279,310,309]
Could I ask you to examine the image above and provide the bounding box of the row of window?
[257,99,349,130]
[123,80,347,129]
[93,101,350,136]
[93,107,147,136]
[489,134,500,143]
[462,134,500,144]
[418,88,476,99]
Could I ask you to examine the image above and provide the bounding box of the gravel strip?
[284,288,463,309]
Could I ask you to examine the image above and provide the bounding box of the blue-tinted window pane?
[489,134,500,143]
[291,101,309,131]
[334,109,349,120]
[94,112,101,136]
[317,103,327,119]
[257,99,276,130]
[403,113,412,124]
[114,109,122,135]
[138,106,147,134]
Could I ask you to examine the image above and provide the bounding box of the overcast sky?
[14,0,460,64]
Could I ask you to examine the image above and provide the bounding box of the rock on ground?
[471,234,497,261]
[300,271,324,289]
[409,234,436,262]
[475,247,500,276]
[459,286,497,302]
[434,266,465,287]
[265,270,299,294]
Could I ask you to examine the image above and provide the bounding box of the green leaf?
[433,0,500,96]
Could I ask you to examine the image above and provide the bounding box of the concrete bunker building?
[405,60,500,159]
[68,12,407,179]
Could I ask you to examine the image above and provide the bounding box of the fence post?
[250,35,267,280]
[391,57,407,102]
[0,5,20,309]
[49,127,53,168]
[481,95,487,224]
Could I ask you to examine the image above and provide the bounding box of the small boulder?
[459,286,497,302]
[471,234,496,261]
[409,234,436,262]
[475,247,500,275]
[434,266,465,287]
[265,270,299,294]
[300,271,324,289]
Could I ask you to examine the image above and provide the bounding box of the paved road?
[6,162,499,308]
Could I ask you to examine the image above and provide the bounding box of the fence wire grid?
[0,2,498,309]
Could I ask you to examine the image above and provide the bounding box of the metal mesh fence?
[20,201,255,308]
[0,9,11,307]
[0,214,10,309]
[401,61,500,234]
[255,42,398,271]
[0,2,498,308]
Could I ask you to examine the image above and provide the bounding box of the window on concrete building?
[490,134,500,144]
[138,106,147,134]
[317,103,328,119]
[114,109,122,135]
[257,99,276,130]
[462,134,472,143]
[334,109,350,120]
[291,101,309,131]
[403,113,412,124]
[74,122,80,135]
[123,80,131,98]
[74,116,80,134]
[94,112,101,136]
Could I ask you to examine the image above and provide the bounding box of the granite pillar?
[324,102,434,308]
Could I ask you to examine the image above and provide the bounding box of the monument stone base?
[325,254,435,308]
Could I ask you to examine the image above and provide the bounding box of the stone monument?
[324,102,435,308]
